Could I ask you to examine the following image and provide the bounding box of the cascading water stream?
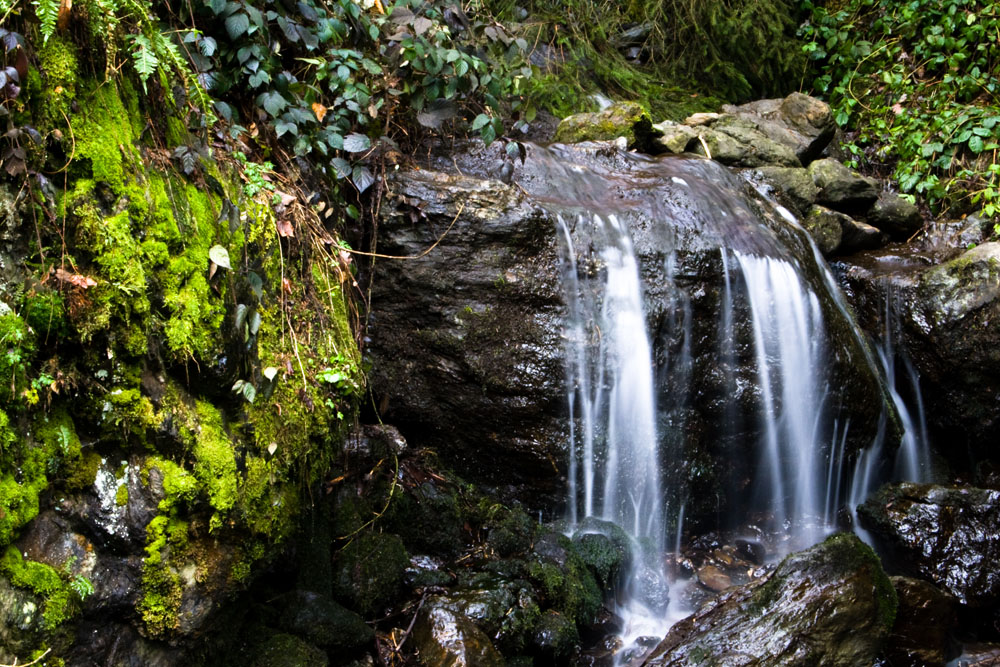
[558,211,671,645]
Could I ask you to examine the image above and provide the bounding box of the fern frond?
[128,33,158,91]
[32,0,59,42]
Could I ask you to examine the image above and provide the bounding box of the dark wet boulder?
[858,482,1000,607]
[637,534,896,666]
[413,601,505,667]
[836,241,1000,450]
[838,213,886,254]
[809,158,879,213]
[803,205,844,255]
[751,166,820,218]
[532,609,580,662]
[868,192,923,239]
[884,576,958,667]
[333,533,409,616]
[274,590,373,652]
[370,142,895,524]
[424,575,540,652]
[554,101,656,149]
[249,633,328,667]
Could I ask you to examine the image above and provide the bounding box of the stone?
[371,142,894,523]
[333,532,409,616]
[803,205,845,255]
[0,575,44,663]
[808,158,879,213]
[275,590,374,651]
[734,539,766,565]
[425,575,540,652]
[553,101,657,149]
[868,192,923,239]
[684,112,720,126]
[753,166,820,218]
[721,93,836,164]
[532,610,580,662]
[859,482,1000,606]
[884,576,958,667]
[638,534,897,667]
[696,564,732,592]
[651,121,698,154]
[839,216,886,254]
[691,117,801,167]
[413,602,505,667]
[250,633,329,667]
[835,239,1000,450]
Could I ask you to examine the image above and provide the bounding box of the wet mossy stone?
[438,573,541,652]
[553,101,657,150]
[250,632,329,667]
[868,192,922,239]
[386,481,463,558]
[527,531,602,626]
[803,205,845,256]
[333,533,408,617]
[486,505,535,557]
[572,533,624,590]
[532,609,580,663]
[275,590,373,651]
[641,533,896,666]
[808,158,878,214]
[413,602,504,667]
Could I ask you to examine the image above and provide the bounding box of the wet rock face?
[858,483,1000,607]
[370,142,893,519]
[885,576,958,667]
[412,602,505,667]
[637,534,897,667]
[836,241,1000,450]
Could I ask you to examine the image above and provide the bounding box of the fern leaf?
[32,0,60,42]
[128,33,158,92]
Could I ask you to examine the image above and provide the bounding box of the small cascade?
[558,211,671,645]
[878,289,932,483]
[728,251,832,549]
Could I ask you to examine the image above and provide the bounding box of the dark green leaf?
[343,133,371,152]
[225,12,250,39]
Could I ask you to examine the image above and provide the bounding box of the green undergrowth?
[483,0,807,118]
[0,546,84,630]
[801,0,1000,228]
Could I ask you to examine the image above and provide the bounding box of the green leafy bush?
[801,0,1000,227]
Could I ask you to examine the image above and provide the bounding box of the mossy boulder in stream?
[554,101,657,149]
[638,534,896,666]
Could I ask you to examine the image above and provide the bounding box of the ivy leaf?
[257,90,288,117]
[331,157,351,179]
[343,133,371,153]
[352,165,375,193]
[225,12,250,39]
[209,245,232,270]
[199,36,217,57]
[471,113,490,131]
[207,0,226,14]
[275,121,298,137]
[969,135,985,153]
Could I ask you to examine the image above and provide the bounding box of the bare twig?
[1,647,52,667]
[342,202,466,260]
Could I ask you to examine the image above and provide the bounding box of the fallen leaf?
[311,102,327,122]
[53,267,97,288]
[276,218,295,237]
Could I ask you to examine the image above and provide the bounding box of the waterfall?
[558,211,670,643]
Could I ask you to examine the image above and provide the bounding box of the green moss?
[527,539,602,625]
[0,547,77,630]
[0,410,48,548]
[115,482,129,507]
[73,82,139,192]
[65,450,101,491]
[21,290,68,341]
[33,37,78,130]
[144,457,198,512]
[139,514,190,636]
[165,117,188,148]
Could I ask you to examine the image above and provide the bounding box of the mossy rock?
[485,504,535,557]
[435,573,541,652]
[333,533,408,617]
[532,610,580,663]
[275,590,373,651]
[527,532,602,626]
[250,633,329,667]
[385,481,464,558]
[554,101,656,149]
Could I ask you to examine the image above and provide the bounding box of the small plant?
[70,573,94,600]
[233,151,276,198]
